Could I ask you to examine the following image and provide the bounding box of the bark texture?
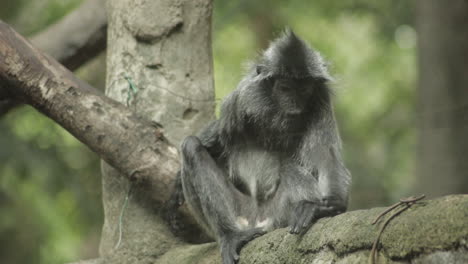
[99,0,215,258]
[415,0,468,197]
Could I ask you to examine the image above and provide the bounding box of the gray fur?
[167,30,351,264]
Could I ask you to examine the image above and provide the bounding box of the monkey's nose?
[321,197,331,206]
[286,108,302,115]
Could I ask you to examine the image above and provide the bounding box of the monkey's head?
[243,30,332,117]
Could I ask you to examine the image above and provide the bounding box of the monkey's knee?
[181,136,204,156]
[180,136,205,166]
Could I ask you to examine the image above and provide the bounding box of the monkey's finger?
[289,217,300,233]
[290,221,302,234]
[302,209,316,229]
[296,212,311,233]
[231,246,240,262]
[176,194,185,206]
[288,220,297,234]
[289,206,304,233]
[289,214,302,233]
[295,202,319,233]
[292,226,300,234]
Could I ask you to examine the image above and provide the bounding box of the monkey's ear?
[256,65,266,75]
[314,76,329,84]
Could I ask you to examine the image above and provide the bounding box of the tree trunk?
[415,0,468,197]
[99,0,215,259]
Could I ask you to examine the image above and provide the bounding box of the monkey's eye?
[279,85,289,91]
[256,65,265,75]
[274,80,290,92]
[313,77,328,85]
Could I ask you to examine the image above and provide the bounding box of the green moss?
[85,196,467,264]
[380,195,468,258]
[241,195,468,263]
[155,243,219,264]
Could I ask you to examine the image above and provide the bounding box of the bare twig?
[371,202,403,225]
[369,194,426,264]
[372,195,426,225]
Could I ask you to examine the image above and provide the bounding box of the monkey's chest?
[228,146,282,201]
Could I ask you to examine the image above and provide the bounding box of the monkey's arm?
[164,120,225,231]
[165,90,242,232]
[197,120,225,158]
[289,134,351,234]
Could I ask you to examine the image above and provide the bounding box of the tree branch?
[30,0,107,71]
[69,195,468,263]
[0,20,176,203]
[1,0,107,116]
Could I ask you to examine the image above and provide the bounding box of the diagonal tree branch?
[69,195,468,264]
[0,20,176,202]
[1,0,107,116]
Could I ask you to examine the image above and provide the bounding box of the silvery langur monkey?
[166,30,351,264]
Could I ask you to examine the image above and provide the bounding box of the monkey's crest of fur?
[261,29,332,80]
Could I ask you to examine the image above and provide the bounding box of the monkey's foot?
[162,189,185,233]
[289,200,318,234]
[220,228,266,264]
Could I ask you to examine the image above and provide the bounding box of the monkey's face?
[271,77,316,115]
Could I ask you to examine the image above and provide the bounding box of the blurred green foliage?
[0,0,416,263]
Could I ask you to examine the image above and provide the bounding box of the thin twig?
[399,194,425,204]
[372,194,425,225]
[369,204,409,264]
[369,194,425,264]
[114,183,133,250]
[372,202,403,225]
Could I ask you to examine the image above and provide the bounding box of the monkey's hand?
[289,198,347,234]
[289,200,319,234]
[220,228,266,264]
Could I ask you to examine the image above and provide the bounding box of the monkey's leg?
[180,136,265,264]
